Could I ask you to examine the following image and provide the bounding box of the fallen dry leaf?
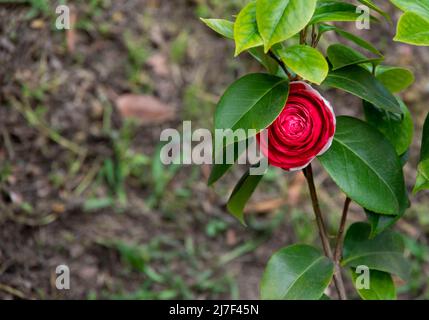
[147,53,170,77]
[226,229,238,246]
[30,19,45,29]
[147,0,160,8]
[51,202,66,214]
[116,94,175,125]
[112,11,125,23]
[244,197,287,214]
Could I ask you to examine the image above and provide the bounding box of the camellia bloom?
[257,81,336,171]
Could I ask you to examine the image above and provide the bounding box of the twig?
[303,164,347,300]
[300,26,308,45]
[311,24,318,48]
[268,50,294,81]
[334,197,351,263]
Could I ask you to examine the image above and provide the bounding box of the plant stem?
[303,164,347,300]
[334,197,351,263]
[268,50,293,81]
[300,26,308,45]
[303,165,331,256]
[311,24,318,48]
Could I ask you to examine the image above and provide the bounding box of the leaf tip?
[227,204,247,227]
[207,175,216,186]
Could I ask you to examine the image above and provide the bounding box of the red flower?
[257,81,336,171]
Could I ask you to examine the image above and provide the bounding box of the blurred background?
[0,0,428,300]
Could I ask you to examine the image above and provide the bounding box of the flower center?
[287,116,305,134]
[283,113,308,139]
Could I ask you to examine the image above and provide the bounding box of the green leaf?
[215,73,289,146]
[311,1,374,24]
[357,0,391,22]
[394,12,429,46]
[364,99,414,155]
[200,18,234,39]
[375,66,415,93]
[319,24,381,56]
[400,149,411,167]
[276,45,328,84]
[327,44,383,70]
[318,116,407,215]
[390,0,429,21]
[322,65,401,114]
[366,141,410,236]
[234,1,263,56]
[227,167,264,224]
[248,47,283,76]
[414,112,429,193]
[260,244,334,300]
[208,139,249,186]
[414,161,429,193]
[256,0,317,52]
[366,210,400,237]
[350,269,396,300]
[342,222,410,280]
[366,162,410,237]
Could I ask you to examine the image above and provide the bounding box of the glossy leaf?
[256,0,317,52]
[366,145,410,237]
[390,0,429,21]
[394,12,429,46]
[227,167,264,224]
[375,66,415,93]
[319,24,381,56]
[364,99,414,155]
[318,116,407,215]
[358,96,412,236]
[327,44,382,70]
[415,163,429,193]
[366,153,410,237]
[200,18,284,75]
[400,149,411,167]
[366,209,401,238]
[414,112,429,193]
[277,45,328,84]
[342,222,410,280]
[322,65,401,114]
[261,244,334,300]
[215,73,289,146]
[351,269,396,300]
[234,1,263,56]
[208,139,249,186]
[311,1,374,24]
[248,47,282,76]
[200,18,234,39]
